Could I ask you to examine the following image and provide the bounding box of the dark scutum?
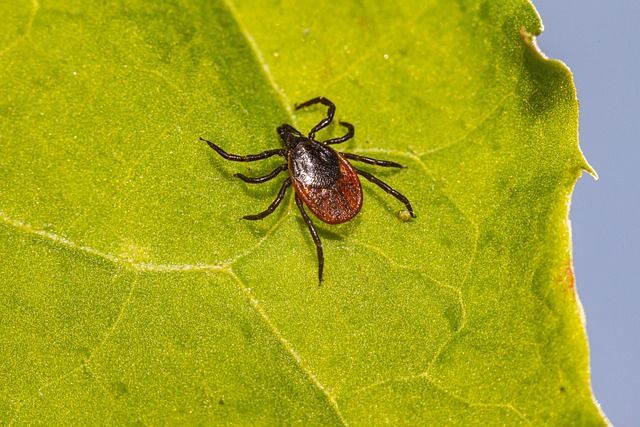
[289,141,341,188]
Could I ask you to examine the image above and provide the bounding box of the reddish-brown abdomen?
[291,153,362,224]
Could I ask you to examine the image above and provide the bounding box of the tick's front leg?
[200,137,285,161]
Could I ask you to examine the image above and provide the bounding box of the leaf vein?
[421,91,516,156]
[8,274,136,425]
[346,372,531,425]
[220,0,292,117]
[0,210,228,272]
[225,196,293,267]
[225,270,349,426]
[0,0,39,59]
[349,239,467,329]
[420,373,533,425]
[349,148,480,248]
[422,237,478,374]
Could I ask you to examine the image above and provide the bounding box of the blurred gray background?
[533,1,639,425]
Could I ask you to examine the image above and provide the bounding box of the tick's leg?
[341,152,404,168]
[294,97,335,140]
[235,164,288,184]
[242,179,291,220]
[354,168,416,218]
[200,137,285,161]
[295,195,324,284]
[324,121,354,145]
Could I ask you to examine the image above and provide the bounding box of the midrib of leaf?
[214,1,351,423]
[220,0,293,118]
[214,7,352,425]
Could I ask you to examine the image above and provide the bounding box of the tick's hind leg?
[354,168,416,218]
[341,152,404,168]
[200,137,285,161]
[294,97,336,140]
[235,164,288,184]
[324,122,354,145]
[242,179,291,220]
[295,195,324,284]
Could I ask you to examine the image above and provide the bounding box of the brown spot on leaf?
[556,259,576,292]
[565,264,575,290]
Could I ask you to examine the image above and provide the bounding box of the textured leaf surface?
[0,0,605,424]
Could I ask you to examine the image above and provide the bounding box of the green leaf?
[0,0,606,424]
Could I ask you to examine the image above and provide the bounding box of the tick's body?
[200,97,415,283]
[289,141,362,224]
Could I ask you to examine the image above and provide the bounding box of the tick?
[200,97,416,283]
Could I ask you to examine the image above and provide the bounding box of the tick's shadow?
[358,167,410,218]
[293,216,346,243]
[362,183,402,217]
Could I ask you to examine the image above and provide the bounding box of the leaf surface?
[0,0,605,424]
